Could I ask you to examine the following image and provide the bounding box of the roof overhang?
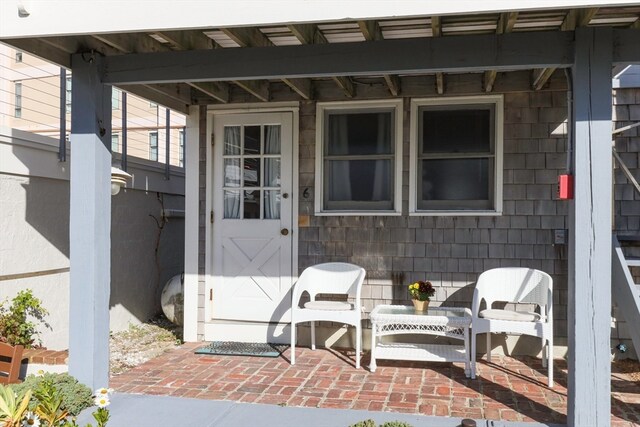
[1,0,639,38]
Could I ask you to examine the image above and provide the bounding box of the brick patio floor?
[109,342,640,426]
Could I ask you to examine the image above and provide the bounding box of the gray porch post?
[68,53,112,390]
[567,27,612,427]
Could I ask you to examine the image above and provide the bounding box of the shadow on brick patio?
[108,343,640,426]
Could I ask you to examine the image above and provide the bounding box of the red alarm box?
[558,174,574,200]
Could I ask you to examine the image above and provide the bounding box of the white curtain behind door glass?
[328,115,351,201]
[224,127,241,218]
[264,125,281,219]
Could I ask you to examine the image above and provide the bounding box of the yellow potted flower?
[408,280,435,312]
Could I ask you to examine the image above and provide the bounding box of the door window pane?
[244,190,260,219]
[264,125,281,154]
[263,191,281,219]
[264,158,281,187]
[244,126,261,155]
[224,126,241,155]
[224,159,241,187]
[243,158,260,187]
[224,190,240,219]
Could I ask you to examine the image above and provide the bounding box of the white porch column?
[568,27,612,427]
[68,53,112,390]
[183,105,201,341]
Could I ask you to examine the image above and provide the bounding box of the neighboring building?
[0,44,188,349]
[0,45,186,166]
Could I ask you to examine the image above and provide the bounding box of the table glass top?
[373,305,469,318]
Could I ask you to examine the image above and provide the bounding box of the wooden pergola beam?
[357,20,400,96]
[102,31,577,84]
[222,27,311,100]
[484,12,519,92]
[154,31,229,103]
[534,7,599,90]
[431,16,444,95]
[288,24,355,98]
[91,33,208,108]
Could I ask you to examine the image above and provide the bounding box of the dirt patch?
[110,316,182,375]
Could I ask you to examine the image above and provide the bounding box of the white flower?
[22,412,40,427]
[94,396,110,408]
[94,387,113,397]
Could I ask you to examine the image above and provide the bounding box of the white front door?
[211,112,294,339]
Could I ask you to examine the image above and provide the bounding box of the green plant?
[350,420,377,427]
[14,373,93,416]
[0,384,31,427]
[0,289,49,348]
[408,280,435,302]
[33,378,70,426]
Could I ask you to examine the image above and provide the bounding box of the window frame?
[178,129,185,167]
[14,81,22,118]
[65,76,72,113]
[149,131,158,161]
[111,133,120,153]
[315,99,403,216]
[409,95,503,216]
[112,88,120,110]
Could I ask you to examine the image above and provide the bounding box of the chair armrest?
[471,287,482,319]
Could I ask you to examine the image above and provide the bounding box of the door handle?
[281,228,289,236]
[282,193,289,199]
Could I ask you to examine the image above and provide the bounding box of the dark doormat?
[194,341,288,358]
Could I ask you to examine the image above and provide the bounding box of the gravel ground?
[109,316,182,375]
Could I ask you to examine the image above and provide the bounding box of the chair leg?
[471,330,477,379]
[310,321,316,351]
[355,324,361,369]
[542,336,547,368]
[548,334,554,388]
[290,321,296,365]
[486,333,492,363]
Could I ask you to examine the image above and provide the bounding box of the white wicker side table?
[369,305,474,378]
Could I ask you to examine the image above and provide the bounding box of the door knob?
[281,228,289,236]
[282,193,289,199]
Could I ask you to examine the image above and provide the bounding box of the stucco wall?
[0,128,185,350]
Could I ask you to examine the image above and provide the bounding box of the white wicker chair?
[471,267,554,387]
[290,262,366,368]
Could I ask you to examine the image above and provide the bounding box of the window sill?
[409,210,502,217]
[315,210,402,217]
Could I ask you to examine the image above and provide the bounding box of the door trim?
[204,105,300,326]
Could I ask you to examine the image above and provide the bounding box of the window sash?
[416,103,497,212]
[14,82,22,118]
[321,108,396,211]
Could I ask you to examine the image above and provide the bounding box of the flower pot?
[412,299,429,312]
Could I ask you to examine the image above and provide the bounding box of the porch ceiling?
[1,6,639,113]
